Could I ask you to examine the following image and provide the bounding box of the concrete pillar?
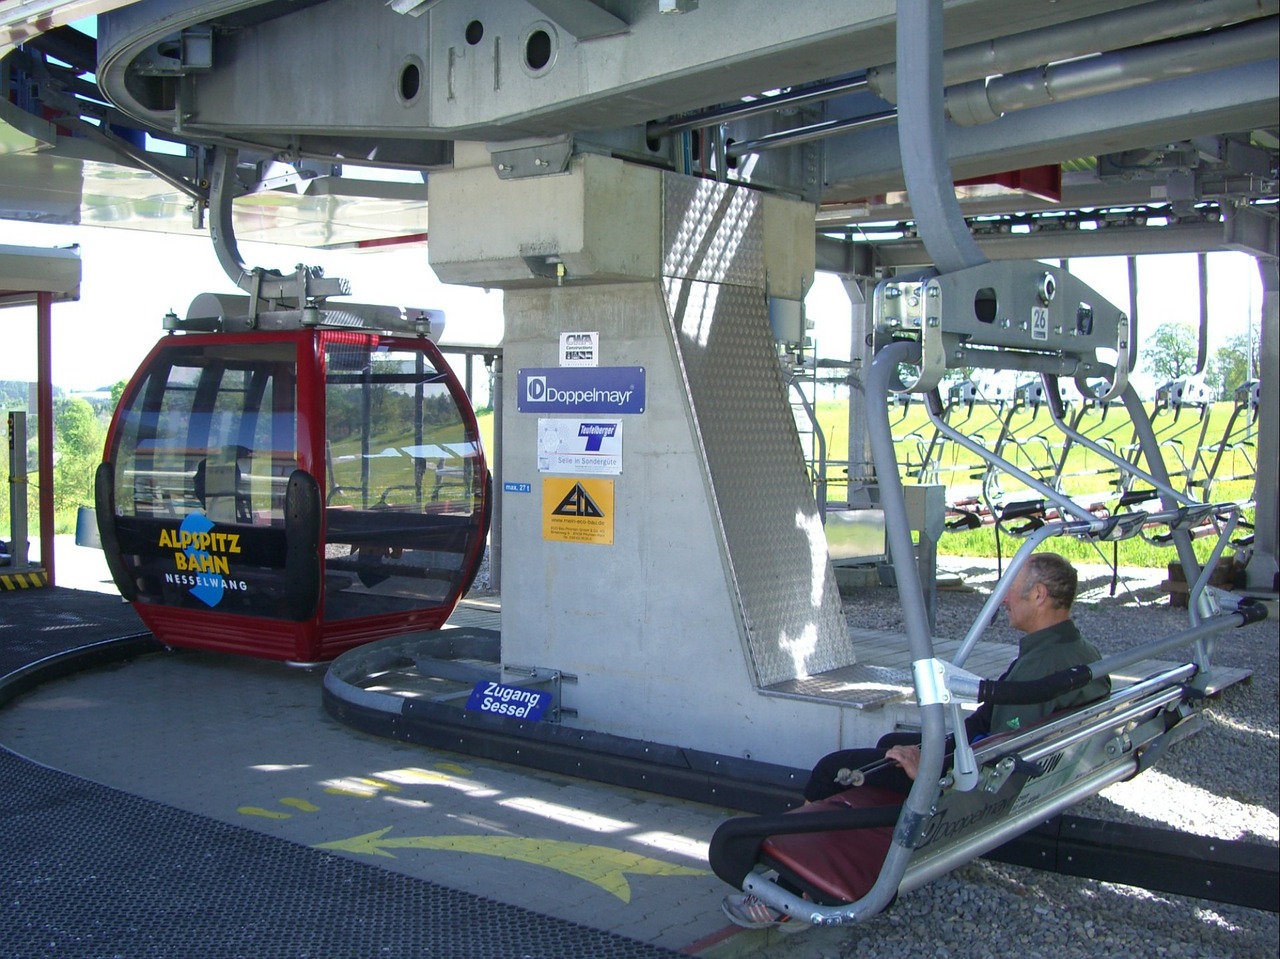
[429,152,865,765]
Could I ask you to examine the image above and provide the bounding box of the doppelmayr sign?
[517,367,646,414]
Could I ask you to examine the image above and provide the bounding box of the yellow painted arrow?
[315,829,708,902]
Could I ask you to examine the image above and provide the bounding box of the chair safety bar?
[1041,374,1196,509]
[950,500,1243,669]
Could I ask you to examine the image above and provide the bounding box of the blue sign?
[517,367,645,414]
[465,681,553,721]
[503,482,532,493]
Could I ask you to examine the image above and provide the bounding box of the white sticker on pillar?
[559,331,599,367]
[537,418,622,475]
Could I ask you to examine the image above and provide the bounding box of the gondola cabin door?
[97,325,489,662]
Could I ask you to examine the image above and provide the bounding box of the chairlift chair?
[709,261,1267,927]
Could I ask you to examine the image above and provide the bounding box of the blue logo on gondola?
[158,514,246,606]
[181,512,224,607]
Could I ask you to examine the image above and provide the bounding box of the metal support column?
[1127,257,1141,375]
[36,290,55,586]
[490,353,503,594]
[1249,258,1278,591]
[428,152,860,767]
[842,276,875,509]
[6,412,28,570]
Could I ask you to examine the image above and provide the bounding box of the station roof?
[0,244,82,309]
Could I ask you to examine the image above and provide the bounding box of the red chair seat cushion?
[760,785,902,904]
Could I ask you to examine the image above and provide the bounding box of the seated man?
[723,552,1111,929]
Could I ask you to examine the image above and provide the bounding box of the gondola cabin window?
[321,340,483,622]
[106,341,299,617]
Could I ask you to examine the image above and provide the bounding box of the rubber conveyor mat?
[0,587,147,681]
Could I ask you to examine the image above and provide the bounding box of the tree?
[1143,322,1198,383]
[53,397,104,520]
[1208,332,1258,400]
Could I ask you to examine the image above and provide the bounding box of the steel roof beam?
[821,59,1279,203]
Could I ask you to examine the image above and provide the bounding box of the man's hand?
[885,744,921,780]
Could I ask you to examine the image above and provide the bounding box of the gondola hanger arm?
[207,145,350,316]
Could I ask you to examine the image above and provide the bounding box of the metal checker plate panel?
[764,663,914,709]
[661,178,850,686]
[661,175,765,287]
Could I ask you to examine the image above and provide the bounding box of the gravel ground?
[736,559,1278,959]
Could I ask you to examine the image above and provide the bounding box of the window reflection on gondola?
[108,342,298,619]
[321,339,484,622]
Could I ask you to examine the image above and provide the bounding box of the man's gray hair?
[1023,553,1078,609]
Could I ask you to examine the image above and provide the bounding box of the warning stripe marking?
[0,570,50,590]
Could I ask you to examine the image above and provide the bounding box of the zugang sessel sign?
[465,681,553,720]
[517,367,645,414]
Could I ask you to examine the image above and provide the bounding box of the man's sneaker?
[720,893,805,933]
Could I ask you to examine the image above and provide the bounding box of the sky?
[0,219,505,393]
[0,218,1265,399]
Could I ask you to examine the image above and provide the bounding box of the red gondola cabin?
[96,295,490,662]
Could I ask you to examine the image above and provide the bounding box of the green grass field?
[344,397,1253,569]
[807,398,1257,567]
[9,384,1251,571]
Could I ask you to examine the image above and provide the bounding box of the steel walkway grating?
[0,589,682,959]
[0,746,685,959]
